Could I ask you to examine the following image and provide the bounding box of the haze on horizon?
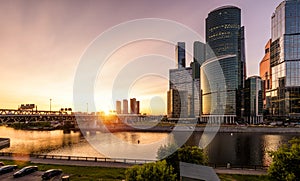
[0,0,282,114]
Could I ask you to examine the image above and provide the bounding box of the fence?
[0,152,269,170]
[0,152,155,165]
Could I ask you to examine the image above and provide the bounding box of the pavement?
[214,168,267,175]
[0,155,133,168]
[1,155,268,176]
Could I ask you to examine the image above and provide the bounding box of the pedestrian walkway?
[0,155,132,168]
[214,168,267,175]
[1,155,268,175]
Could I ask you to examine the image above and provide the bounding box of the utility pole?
[50,98,52,112]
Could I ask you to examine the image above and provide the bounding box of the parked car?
[13,166,38,178]
[42,169,63,180]
[0,165,18,175]
[0,162,4,166]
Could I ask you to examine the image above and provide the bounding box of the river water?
[0,126,299,166]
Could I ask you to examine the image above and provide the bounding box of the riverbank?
[103,124,300,134]
[5,122,300,134]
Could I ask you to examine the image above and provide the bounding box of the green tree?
[157,144,208,179]
[268,137,300,181]
[157,143,178,160]
[178,146,208,165]
[125,160,176,181]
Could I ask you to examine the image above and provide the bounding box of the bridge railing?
[207,163,268,170]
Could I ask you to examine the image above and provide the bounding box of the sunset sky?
[0,0,282,114]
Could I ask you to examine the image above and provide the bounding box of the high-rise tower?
[176,42,186,69]
[201,6,246,123]
[269,0,300,119]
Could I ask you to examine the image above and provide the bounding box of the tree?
[125,160,176,181]
[268,137,300,181]
[178,146,208,165]
[157,144,208,179]
[157,143,178,160]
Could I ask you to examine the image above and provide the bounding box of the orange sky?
[0,0,282,114]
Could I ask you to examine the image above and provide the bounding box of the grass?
[0,159,126,181]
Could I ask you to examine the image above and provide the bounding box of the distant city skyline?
[0,0,282,113]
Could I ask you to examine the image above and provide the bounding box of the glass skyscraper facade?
[176,42,186,69]
[168,67,200,118]
[269,0,300,119]
[260,40,272,110]
[201,6,246,123]
[244,76,263,124]
[167,41,205,119]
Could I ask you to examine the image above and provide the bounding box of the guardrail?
[0,152,269,170]
[0,152,155,165]
[207,163,268,170]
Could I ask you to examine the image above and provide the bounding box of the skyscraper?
[167,42,203,119]
[244,76,263,124]
[201,5,246,123]
[176,42,186,69]
[136,101,140,115]
[116,101,121,114]
[122,99,128,114]
[130,98,136,114]
[168,68,193,118]
[259,39,272,111]
[269,0,300,119]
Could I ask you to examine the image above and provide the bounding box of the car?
[0,165,18,175]
[13,165,38,178]
[41,169,63,180]
[0,162,4,166]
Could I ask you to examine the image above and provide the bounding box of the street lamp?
[86,103,88,113]
[50,98,52,112]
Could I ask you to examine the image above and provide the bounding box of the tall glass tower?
[201,6,246,123]
[176,42,186,69]
[269,0,300,119]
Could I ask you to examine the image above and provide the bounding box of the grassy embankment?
[0,159,270,181]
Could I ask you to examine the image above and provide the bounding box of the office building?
[136,101,140,114]
[176,42,186,69]
[193,41,206,69]
[122,99,128,114]
[116,101,121,114]
[259,40,272,111]
[201,5,246,123]
[269,0,300,119]
[244,76,263,124]
[130,98,136,114]
[167,41,205,119]
[168,67,195,118]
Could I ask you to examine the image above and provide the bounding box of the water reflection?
[0,126,81,154]
[261,134,292,166]
[183,132,299,166]
[86,132,172,159]
[0,126,299,165]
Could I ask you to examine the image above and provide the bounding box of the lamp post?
[86,103,88,114]
[50,98,52,112]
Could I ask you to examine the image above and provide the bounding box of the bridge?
[0,109,77,124]
[0,109,163,126]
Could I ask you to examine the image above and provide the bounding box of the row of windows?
[285,35,300,60]
[207,24,240,33]
[286,61,300,87]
